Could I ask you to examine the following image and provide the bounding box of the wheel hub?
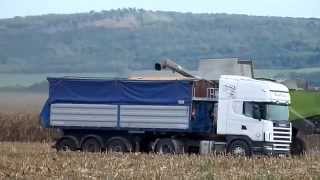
[233,146,245,155]
[159,144,174,154]
[86,143,98,152]
[110,145,122,152]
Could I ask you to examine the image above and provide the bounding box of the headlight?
[264,131,271,141]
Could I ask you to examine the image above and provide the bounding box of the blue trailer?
[41,77,216,153]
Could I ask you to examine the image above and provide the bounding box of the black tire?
[227,140,251,156]
[106,137,132,153]
[291,137,305,155]
[56,137,78,152]
[155,138,184,154]
[81,138,102,153]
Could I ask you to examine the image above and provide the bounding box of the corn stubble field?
[0,93,320,179]
[0,143,319,179]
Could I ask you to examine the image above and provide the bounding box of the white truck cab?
[216,75,291,154]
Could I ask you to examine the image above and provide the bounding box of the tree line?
[0,8,319,74]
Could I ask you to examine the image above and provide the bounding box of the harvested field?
[0,142,319,179]
[0,92,319,179]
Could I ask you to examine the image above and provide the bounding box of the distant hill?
[0,8,320,74]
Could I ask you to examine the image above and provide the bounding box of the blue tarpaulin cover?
[40,77,193,128]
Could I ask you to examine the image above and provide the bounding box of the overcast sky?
[1,0,319,19]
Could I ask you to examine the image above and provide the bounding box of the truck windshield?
[265,104,289,121]
[243,102,289,121]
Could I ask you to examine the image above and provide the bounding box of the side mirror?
[155,63,162,71]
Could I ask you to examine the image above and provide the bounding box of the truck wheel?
[228,140,251,156]
[106,137,132,153]
[155,138,184,154]
[56,137,78,152]
[81,138,102,153]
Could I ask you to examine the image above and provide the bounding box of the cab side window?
[243,102,265,119]
[243,102,254,118]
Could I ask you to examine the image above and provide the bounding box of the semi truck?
[40,61,292,156]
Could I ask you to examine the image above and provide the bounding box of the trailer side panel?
[120,105,189,129]
[50,103,118,127]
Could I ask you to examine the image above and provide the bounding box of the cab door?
[227,101,264,141]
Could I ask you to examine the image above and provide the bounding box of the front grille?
[271,126,292,151]
[273,129,290,132]
[273,143,291,151]
[274,137,290,141]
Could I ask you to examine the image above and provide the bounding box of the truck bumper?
[252,142,291,156]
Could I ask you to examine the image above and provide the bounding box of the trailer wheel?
[81,138,102,153]
[155,138,184,154]
[227,140,251,156]
[106,137,132,153]
[56,137,78,152]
